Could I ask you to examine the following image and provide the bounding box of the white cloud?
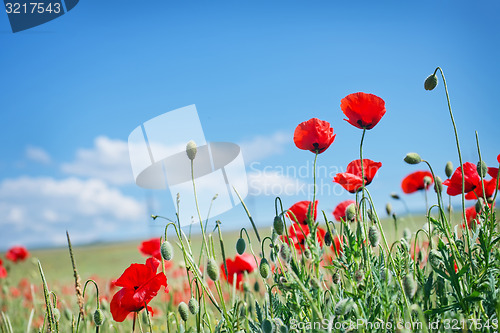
[61,136,134,185]
[247,171,306,197]
[239,131,290,164]
[0,176,147,249]
[25,146,51,164]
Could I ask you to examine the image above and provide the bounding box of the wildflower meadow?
[1,68,499,333]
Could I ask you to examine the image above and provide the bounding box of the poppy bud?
[262,318,274,333]
[273,216,284,235]
[207,258,219,281]
[236,238,246,255]
[93,309,105,326]
[403,275,417,299]
[445,161,454,178]
[188,298,199,315]
[324,232,332,246]
[390,192,400,200]
[242,282,250,292]
[332,272,340,284]
[354,269,364,283]
[434,176,443,193]
[161,241,173,261]
[52,308,61,321]
[403,228,412,243]
[423,176,432,186]
[279,244,291,263]
[475,198,484,213]
[424,73,438,91]
[345,203,356,221]
[186,140,197,160]
[477,161,488,178]
[367,209,375,222]
[303,249,312,260]
[334,298,351,316]
[429,249,443,270]
[178,302,189,322]
[259,258,271,279]
[254,281,260,292]
[269,248,276,262]
[280,326,289,333]
[63,308,72,321]
[404,152,422,165]
[385,203,392,216]
[368,226,380,247]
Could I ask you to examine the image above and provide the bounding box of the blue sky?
[1,0,499,250]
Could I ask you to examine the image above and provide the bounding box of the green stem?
[191,160,210,258]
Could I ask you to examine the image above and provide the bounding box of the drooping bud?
[188,298,199,315]
[324,232,332,246]
[368,226,380,247]
[403,275,417,299]
[186,140,197,160]
[93,309,105,326]
[332,272,340,284]
[424,73,438,91]
[445,161,454,178]
[262,318,274,333]
[404,152,422,165]
[254,281,260,292]
[161,241,174,261]
[475,198,484,213]
[390,192,400,200]
[403,228,412,243]
[259,258,271,279]
[423,176,432,187]
[52,308,61,321]
[477,161,488,178]
[429,249,443,270]
[207,258,219,281]
[434,176,443,194]
[279,244,291,263]
[273,216,284,235]
[385,203,392,216]
[345,203,356,221]
[303,249,312,260]
[178,302,189,322]
[236,238,246,255]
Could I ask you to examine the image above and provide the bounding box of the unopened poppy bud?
[404,152,422,165]
[63,308,72,321]
[188,298,199,315]
[178,302,189,322]
[477,161,488,178]
[334,298,351,316]
[161,241,173,261]
[429,249,443,269]
[354,269,364,283]
[434,176,443,193]
[303,249,312,260]
[445,161,454,178]
[254,281,260,292]
[423,176,432,186]
[345,203,356,221]
[93,309,105,326]
[424,73,438,91]
[403,275,417,299]
[259,258,271,279]
[269,248,277,262]
[236,238,246,255]
[279,244,291,263]
[332,272,340,284]
[52,308,61,321]
[385,203,392,216]
[207,258,219,281]
[403,228,412,243]
[324,232,332,246]
[242,282,250,292]
[368,226,380,247]
[273,216,284,235]
[262,318,274,333]
[186,140,197,160]
[390,192,400,200]
[475,198,484,213]
[367,209,375,222]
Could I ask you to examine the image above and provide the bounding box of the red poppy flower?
[293,118,336,154]
[281,223,326,252]
[497,154,500,164]
[332,200,356,222]
[488,167,499,180]
[463,206,479,229]
[221,253,257,289]
[0,259,7,279]
[286,200,318,225]
[465,178,497,200]
[442,162,481,196]
[139,238,162,261]
[331,235,344,256]
[110,257,168,322]
[333,159,382,193]
[340,92,386,130]
[6,246,29,263]
[401,171,433,194]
